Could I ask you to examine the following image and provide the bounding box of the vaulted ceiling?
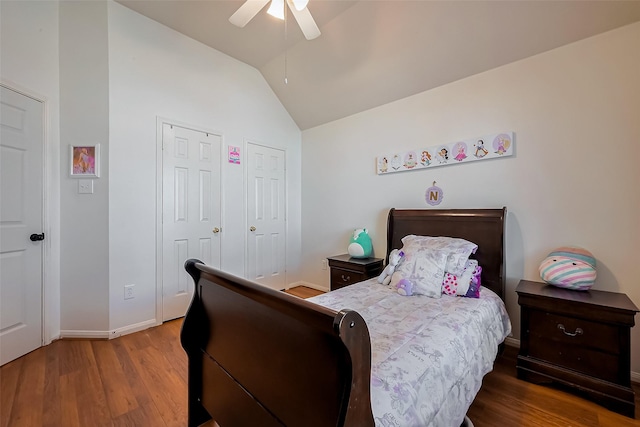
[116,0,640,130]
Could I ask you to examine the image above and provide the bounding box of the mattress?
[308,278,512,427]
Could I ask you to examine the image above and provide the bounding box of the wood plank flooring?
[284,286,324,299]
[1,319,194,427]
[2,287,639,426]
[467,345,640,426]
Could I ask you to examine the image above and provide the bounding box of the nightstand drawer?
[528,337,620,383]
[330,268,366,290]
[528,310,620,355]
[327,254,383,291]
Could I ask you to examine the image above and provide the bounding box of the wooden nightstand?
[327,254,383,291]
[516,279,639,418]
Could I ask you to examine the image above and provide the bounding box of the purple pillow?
[462,265,482,298]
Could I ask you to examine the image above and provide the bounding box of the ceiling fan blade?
[229,0,270,28]
[286,0,321,40]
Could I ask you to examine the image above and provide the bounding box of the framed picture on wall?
[69,144,100,178]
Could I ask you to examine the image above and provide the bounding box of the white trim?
[109,319,157,339]
[60,330,111,340]
[243,138,249,279]
[286,281,328,293]
[41,92,56,346]
[218,135,227,272]
[60,319,157,340]
[155,118,163,327]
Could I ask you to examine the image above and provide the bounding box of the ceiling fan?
[229,0,321,40]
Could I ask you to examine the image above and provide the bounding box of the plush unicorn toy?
[347,228,372,258]
[377,249,405,286]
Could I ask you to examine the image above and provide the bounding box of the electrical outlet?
[124,284,135,300]
[321,259,327,270]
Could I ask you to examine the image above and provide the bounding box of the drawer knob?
[557,323,583,337]
[341,274,351,282]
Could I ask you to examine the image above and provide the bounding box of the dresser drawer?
[528,310,620,354]
[330,268,366,290]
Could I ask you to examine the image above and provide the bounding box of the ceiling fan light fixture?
[231,0,320,40]
[292,0,309,11]
[267,0,285,20]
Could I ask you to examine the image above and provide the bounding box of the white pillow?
[401,235,477,276]
[389,247,447,298]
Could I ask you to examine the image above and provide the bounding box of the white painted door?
[0,86,44,365]
[247,143,286,290]
[162,123,221,321]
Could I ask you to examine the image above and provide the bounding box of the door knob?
[30,233,45,242]
[212,227,220,233]
[250,226,256,232]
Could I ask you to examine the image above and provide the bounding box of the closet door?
[162,123,221,321]
[246,142,286,290]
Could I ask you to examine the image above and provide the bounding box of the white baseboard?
[109,319,157,339]
[500,337,640,383]
[286,281,329,293]
[45,334,61,345]
[60,329,111,340]
[60,319,157,340]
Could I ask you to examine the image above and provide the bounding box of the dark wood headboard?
[385,208,506,300]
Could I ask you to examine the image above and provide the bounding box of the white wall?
[107,2,302,332]
[301,23,640,373]
[1,0,301,338]
[59,0,111,334]
[0,0,61,343]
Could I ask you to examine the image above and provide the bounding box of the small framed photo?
[70,144,100,178]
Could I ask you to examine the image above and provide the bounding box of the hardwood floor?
[1,319,196,427]
[2,296,639,426]
[284,285,324,299]
[468,345,640,426]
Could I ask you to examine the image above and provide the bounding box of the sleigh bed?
[180,208,511,427]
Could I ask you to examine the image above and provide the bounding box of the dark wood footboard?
[180,259,374,427]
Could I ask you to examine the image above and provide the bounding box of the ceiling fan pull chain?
[284,1,288,85]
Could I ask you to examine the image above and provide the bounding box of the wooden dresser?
[327,254,383,291]
[516,279,639,418]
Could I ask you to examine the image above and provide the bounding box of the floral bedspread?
[308,279,511,427]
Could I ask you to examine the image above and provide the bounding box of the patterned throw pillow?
[401,235,478,276]
[442,272,460,296]
[389,247,448,298]
[442,260,481,297]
